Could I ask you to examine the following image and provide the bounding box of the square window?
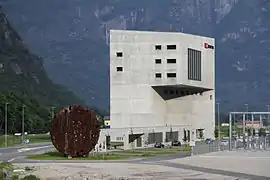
[155,59,161,64]
[116,52,123,57]
[116,67,123,71]
[155,45,162,50]
[167,59,176,63]
[167,73,176,78]
[167,45,176,50]
[155,73,162,78]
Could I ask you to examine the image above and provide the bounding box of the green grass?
[27,146,190,161]
[0,134,50,147]
[27,151,147,160]
[116,146,190,155]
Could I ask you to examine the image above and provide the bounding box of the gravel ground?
[15,162,242,180]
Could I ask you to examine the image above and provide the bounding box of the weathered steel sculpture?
[50,104,100,157]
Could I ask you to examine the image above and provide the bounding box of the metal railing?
[192,136,270,156]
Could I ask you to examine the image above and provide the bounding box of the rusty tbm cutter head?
[50,104,100,157]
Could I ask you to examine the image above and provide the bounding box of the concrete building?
[97,30,215,150]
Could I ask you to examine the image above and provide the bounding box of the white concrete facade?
[109,30,215,142]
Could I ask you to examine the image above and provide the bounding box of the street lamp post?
[217,102,221,150]
[267,105,270,125]
[244,104,248,133]
[51,106,55,121]
[4,103,9,147]
[22,104,25,143]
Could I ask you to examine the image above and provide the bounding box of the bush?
[214,128,219,138]
[258,128,266,137]
[22,175,40,180]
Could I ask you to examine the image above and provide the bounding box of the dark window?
[155,59,162,64]
[167,59,176,63]
[116,67,123,72]
[167,73,176,78]
[116,52,123,57]
[155,45,162,50]
[155,73,162,78]
[188,48,201,81]
[170,90,174,94]
[167,45,176,50]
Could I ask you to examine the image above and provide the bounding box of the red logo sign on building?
[204,43,214,49]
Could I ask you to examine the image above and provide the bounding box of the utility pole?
[4,103,9,147]
[51,106,55,121]
[217,102,221,150]
[22,104,25,143]
[267,105,270,126]
[244,104,248,135]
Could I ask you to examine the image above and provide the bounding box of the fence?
[192,140,229,155]
[192,135,270,156]
[232,135,270,151]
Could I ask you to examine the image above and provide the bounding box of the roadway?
[0,142,54,162]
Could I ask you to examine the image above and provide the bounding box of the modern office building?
[99,30,215,150]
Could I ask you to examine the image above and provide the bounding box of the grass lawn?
[115,146,190,155]
[0,134,51,147]
[27,151,149,160]
[27,146,190,161]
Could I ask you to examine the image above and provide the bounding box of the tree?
[252,129,256,136]
[258,128,266,137]
[247,128,251,136]
[214,128,219,139]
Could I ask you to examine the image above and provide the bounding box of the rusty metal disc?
[50,104,100,157]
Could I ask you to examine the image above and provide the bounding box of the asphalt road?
[0,142,54,162]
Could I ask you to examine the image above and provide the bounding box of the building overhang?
[152,85,212,100]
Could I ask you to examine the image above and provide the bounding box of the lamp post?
[22,104,25,143]
[267,105,270,125]
[5,102,9,147]
[51,106,55,121]
[217,102,221,150]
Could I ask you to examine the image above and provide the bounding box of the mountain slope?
[0,7,84,107]
[1,0,270,112]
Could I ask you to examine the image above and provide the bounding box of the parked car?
[171,140,181,146]
[154,142,165,148]
[220,138,229,146]
[205,138,214,144]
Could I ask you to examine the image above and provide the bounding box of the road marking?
[8,158,15,162]
[17,145,52,152]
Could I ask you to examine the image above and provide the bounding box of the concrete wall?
[97,126,193,150]
[110,30,215,139]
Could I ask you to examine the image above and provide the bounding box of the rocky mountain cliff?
[1,0,270,112]
[0,6,84,107]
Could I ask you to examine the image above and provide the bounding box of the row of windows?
[115,44,177,57]
[155,59,176,64]
[163,89,204,96]
[116,48,202,82]
[155,73,176,78]
[155,44,176,50]
[116,137,123,141]
[115,67,176,79]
